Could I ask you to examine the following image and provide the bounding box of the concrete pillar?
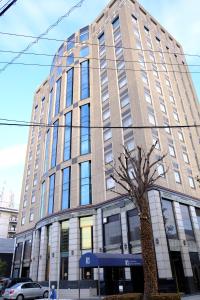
[121,211,131,279]
[148,190,172,279]
[38,226,48,281]
[49,222,60,281]
[189,206,200,260]
[30,230,40,281]
[68,217,80,280]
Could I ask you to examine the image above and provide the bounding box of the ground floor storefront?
[12,188,200,296]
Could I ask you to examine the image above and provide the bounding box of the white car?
[2,282,49,300]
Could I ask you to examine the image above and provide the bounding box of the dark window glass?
[51,121,58,168]
[80,60,90,99]
[48,174,55,214]
[44,129,50,172]
[14,242,23,263]
[80,104,90,155]
[62,167,71,210]
[80,26,89,42]
[196,208,200,229]
[23,240,32,260]
[48,89,53,124]
[80,161,92,205]
[104,214,122,247]
[67,53,74,65]
[64,112,72,161]
[127,209,140,241]
[66,68,74,107]
[54,78,61,116]
[112,16,120,30]
[180,204,195,241]
[162,199,178,239]
[40,182,45,218]
[67,34,75,51]
[60,221,69,280]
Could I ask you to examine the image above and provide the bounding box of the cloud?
[0,144,27,168]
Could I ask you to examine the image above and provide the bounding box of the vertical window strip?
[54,78,61,116]
[44,129,50,172]
[64,111,72,161]
[80,161,92,205]
[66,68,74,107]
[48,89,53,124]
[80,104,90,155]
[80,60,90,99]
[40,181,46,218]
[62,167,71,210]
[48,174,55,214]
[51,120,59,168]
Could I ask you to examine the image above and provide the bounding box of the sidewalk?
[181,295,200,300]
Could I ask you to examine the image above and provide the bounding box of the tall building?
[13,0,200,296]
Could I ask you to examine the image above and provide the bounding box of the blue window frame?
[67,34,75,51]
[80,104,90,155]
[80,26,89,42]
[44,129,50,172]
[40,181,46,218]
[51,120,58,168]
[48,89,53,124]
[80,46,89,57]
[62,167,71,210]
[54,78,61,116]
[64,112,72,161]
[67,53,74,66]
[80,161,92,205]
[48,174,55,214]
[80,60,90,99]
[66,68,74,107]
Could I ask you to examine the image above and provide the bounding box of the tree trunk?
[140,197,158,300]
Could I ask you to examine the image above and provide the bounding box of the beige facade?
[14,0,200,295]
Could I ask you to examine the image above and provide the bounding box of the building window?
[178,131,184,142]
[106,177,115,190]
[80,60,90,99]
[21,215,25,225]
[80,104,90,155]
[48,174,55,214]
[29,211,34,222]
[112,16,120,30]
[164,122,171,134]
[80,216,93,251]
[156,82,162,95]
[174,170,181,184]
[169,145,176,157]
[169,95,175,103]
[173,112,179,122]
[80,161,92,205]
[60,221,69,280]
[67,53,74,65]
[67,34,75,51]
[103,214,122,247]
[122,111,132,128]
[180,204,195,241]
[105,150,113,164]
[144,89,152,104]
[80,46,89,57]
[120,88,129,108]
[161,199,178,239]
[51,120,59,168]
[102,108,110,121]
[66,68,74,107]
[183,152,189,164]
[188,176,195,189]
[148,113,156,125]
[48,90,53,124]
[103,128,112,141]
[157,164,165,177]
[64,112,72,161]
[152,136,160,150]
[160,103,166,113]
[40,181,46,218]
[23,240,32,260]
[127,209,140,241]
[44,129,50,172]
[31,192,35,203]
[62,167,71,210]
[141,70,148,85]
[125,137,135,151]
[195,208,200,229]
[80,26,89,42]
[54,78,61,116]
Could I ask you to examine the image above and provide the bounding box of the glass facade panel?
[60,221,69,280]
[80,60,90,99]
[195,208,200,229]
[80,104,90,155]
[80,216,93,250]
[64,112,72,161]
[40,181,46,218]
[62,167,71,210]
[48,174,55,214]
[44,129,50,172]
[54,78,61,116]
[67,53,74,65]
[80,46,89,57]
[103,214,122,246]
[180,204,195,241]
[127,209,140,241]
[48,89,53,124]
[80,26,89,42]
[66,68,74,107]
[51,120,58,168]
[67,34,75,51]
[80,161,92,205]
[161,199,178,239]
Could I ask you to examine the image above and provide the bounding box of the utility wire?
[0,48,198,68]
[0,0,17,16]
[0,60,199,74]
[0,0,86,73]
[1,30,200,59]
[0,118,199,130]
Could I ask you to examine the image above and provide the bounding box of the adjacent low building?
[13,0,200,296]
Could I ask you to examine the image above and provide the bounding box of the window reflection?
[60,221,69,280]
[127,209,140,241]
[80,104,90,155]
[80,60,90,99]
[161,199,178,239]
[103,214,122,248]
[180,204,195,241]
[80,161,92,205]
[80,216,93,251]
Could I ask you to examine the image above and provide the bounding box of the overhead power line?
[0,0,86,73]
[0,0,17,16]
[0,60,199,74]
[0,118,199,130]
[1,30,200,59]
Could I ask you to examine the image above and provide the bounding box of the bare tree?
[111,143,167,299]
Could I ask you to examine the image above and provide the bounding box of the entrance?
[131,266,144,292]
[21,266,30,278]
[170,251,185,293]
[104,267,125,295]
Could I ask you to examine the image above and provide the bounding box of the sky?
[0,0,199,208]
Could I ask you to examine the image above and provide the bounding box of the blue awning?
[79,252,142,268]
